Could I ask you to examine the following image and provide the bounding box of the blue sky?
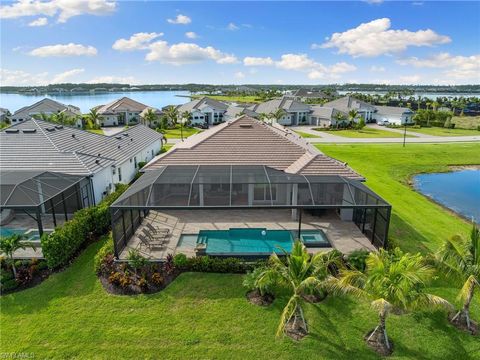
[1,0,479,85]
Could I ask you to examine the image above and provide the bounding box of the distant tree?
[269,109,285,123]
[180,111,191,141]
[164,106,179,126]
[356,116,366,130]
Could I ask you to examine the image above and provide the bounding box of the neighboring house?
[323,96,377,122]
[247,97,312,126]
[292,88,336,102]
[309,105,348,127]
[175,97,229,126]
[94,97,149,127]
[223,105,258,121]
[0,108,10,122]
[11,98,82,127]
[373,106,414,125]
[0,118,163,204]
[140,107,163,128]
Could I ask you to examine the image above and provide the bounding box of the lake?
[414,169,480,222]
[0,90,191,113]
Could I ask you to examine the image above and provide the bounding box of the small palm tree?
[269,108,285,124]
[436,222,479,332]
[348,109,359,125]
[142,108,158,127]
[257,241,343,338]
[328,248,451,354]
[87,108,101,127]
[164,105,179,126]
[180,111,191,141]
[0,234,36,277]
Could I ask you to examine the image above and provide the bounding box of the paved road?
[291,126,480,144]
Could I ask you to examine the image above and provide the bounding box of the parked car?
[377,120,390,126]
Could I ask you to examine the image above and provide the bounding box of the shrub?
[1,270,14,282]
[42,185,127,269]
[173,253,188,269]
[151,272,164,285]
[346,249,370,272]
[15,267,32,285]
[176,255,255,274]
[1,278,18,292]
[94,235,114,274]
[127,249,148,275]
[137,161,147,169]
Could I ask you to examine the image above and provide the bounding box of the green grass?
[192,94,262,103]
[314,127,413,138]
[294,130,321,138]
[1,143,480,359]
[86,129,104,135]
[452,116,480,130]
[161,125,201,139]
[407,126,480,137]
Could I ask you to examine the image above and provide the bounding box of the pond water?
[0,90,191,113]
[413,169,480,222]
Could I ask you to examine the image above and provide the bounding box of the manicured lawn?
[406,126,480,137]
[294,130,321,138]
[452,116,480,130]
[1,143,479,359]
[160,125,201,139]
[192,94,262,103]
[314,127,413,138]
[87,129,104,135]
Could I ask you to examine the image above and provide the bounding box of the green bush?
[137,161,147,169]
[1,278,18,292]
[173,254,258,274]
[346,249,370,271]
[94,235,114,274]
[173,253,188,269]
[42,184,128,269]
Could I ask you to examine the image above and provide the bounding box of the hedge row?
[41,184,128,269]
[172,253,263,274]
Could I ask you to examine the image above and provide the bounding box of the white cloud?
[185,31,198,39]
[112,32,163,51]
[227,22,239,31]
[364,0,384,4]
[145,41,237,65]
[51,68,84,83]
[243,56,274,66]
[167,14,191,25]
[234,71,245,79]
[0,0,116,23]
[28,17,48,26]
[276,54,318,71]
[319,18,451,57]
[370,65,386,72]
[397,53,480,80]
[86,75,136,84]
[1,67,84,86]
[29,43,97,57]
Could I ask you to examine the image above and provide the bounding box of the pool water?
[178,228,331,256]
[0,227,43,241]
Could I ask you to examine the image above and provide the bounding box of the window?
[151,150,154,157]
[118,167,122,182]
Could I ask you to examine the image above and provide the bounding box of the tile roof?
[323,96,376,113]
[96,97,149,114]
[248,97,310,114]
[145,115,362,180]
[375,105,413,116]
[0,119,163,176]
[12,98,81,118]
[176,97,229,113]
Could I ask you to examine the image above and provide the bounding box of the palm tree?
[269,108,285,124]
[333,111,347,129]
[328,248,451,353]
[164,106,179,127]
[142,108,158,128]
[0,234,36,277]
[257,112,268,122]
[180,111,191,141]
[256,241,343,338]
[436,222,479,332]
[348,109,359,125]
[87,108,101,128]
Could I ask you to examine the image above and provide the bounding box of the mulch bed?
[449,312,478,336]
[302,292,327,304]
[285,317,308,341]
[246,289,274,306]
[0,267,51,295]
[364,328,394,357]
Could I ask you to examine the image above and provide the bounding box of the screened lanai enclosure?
[110,165,391,260]
[0,171,93,240]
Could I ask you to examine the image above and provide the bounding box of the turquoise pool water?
[178,228,330,256]
[0,227,42,241]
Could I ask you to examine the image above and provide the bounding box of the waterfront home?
[309,105,348,127]
[175,97,228,126]
[94,97,149,127]
[373,105,414,125]
[0,118,163,206]
[110,115,391,260]
[11,98,82,127]
[247,97,312,125]
[323,96,377,122]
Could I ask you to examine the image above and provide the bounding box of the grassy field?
[192,94,262,103]
[160,125,201,139]
[294,130,321,138]
[406,126,480,137]
[1,144,480,359]
[452,116,480,130]
[314,127,413,138]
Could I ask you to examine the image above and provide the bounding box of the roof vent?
[239,124,253,128]
[118,145,121,149]
[45,127,56,132]
[95,159,100,164]
[5,129,19,133]
[115,136,122,140]
[72,133,76,138]
[122,133,129,137]
[22,129,37,133]
[55,125,63,129]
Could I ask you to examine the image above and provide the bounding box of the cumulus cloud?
[86,75,137,84]
[370,65,386,72]
[51,68,84,83]
[185,31,198,39]
[0,0,116,23]
[145,41,237,65]
[397,53,480,81]
[28,17,48,26]
[112,32,163,51]
[317,18,450,57]
[167,14,191,24]
[243,56,274,66]
[227,22,239,31]
[29,43,97,57]
[1,67,84,86]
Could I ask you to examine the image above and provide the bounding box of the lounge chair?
[138,234,167,250]
[145,222,170,235]
[142,228,171,243]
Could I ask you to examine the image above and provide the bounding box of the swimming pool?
[178,228,331,257]
[0,227,44,241]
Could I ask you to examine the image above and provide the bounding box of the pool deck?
[119,209,376,260]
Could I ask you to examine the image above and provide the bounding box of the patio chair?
[142,228,171,243]
[145,222,170,236]
[138,234,167,250]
